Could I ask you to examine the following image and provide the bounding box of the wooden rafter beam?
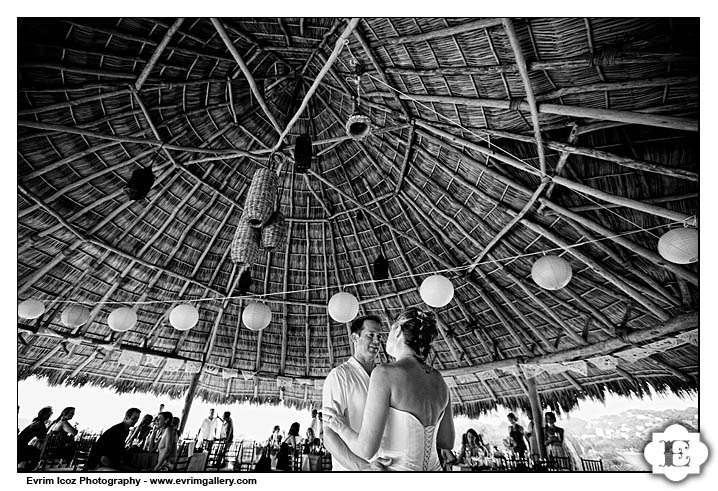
[375,18,502,47]
[135,18,185,90]
[211,18,284,136]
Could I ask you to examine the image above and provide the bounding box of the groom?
[322,315,390,471]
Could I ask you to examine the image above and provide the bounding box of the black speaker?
[294,134,312,173]
[373,252,390,281]
[237,269,252,295]
[126,167,155,201]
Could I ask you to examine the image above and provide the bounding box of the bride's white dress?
[375,406,446,471]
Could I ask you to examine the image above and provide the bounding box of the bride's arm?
[331,366,391,461]
[436,389,455,450]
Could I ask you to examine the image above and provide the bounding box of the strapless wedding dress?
[376,406,446,471]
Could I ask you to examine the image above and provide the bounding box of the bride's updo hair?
[392,307,438,361]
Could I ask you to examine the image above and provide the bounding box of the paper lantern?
[230,217,261,265]
[169,304,199,331]
[61,304,90,328]
[18,299,45,320]
[243,168,278,227]
[531,255,573,290]
[107,307,137,332]
[419,275,454,307]
[328,292,359,323]
[658,228,698,264]
[242,302,272,331]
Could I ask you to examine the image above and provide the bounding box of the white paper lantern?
[531,255,573,290]
[658,228,698,264]
[169,304,199,331]
[18,299,45,320]
[327,292,359,323]
[242,302,272,331]
[419,275,454,307]
[107,307,137,332]
[61,304,90,328]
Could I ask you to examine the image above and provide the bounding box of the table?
[300,454,321,472]
[128,451,158,470]
[186,451,208,472]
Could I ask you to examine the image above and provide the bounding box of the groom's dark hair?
[350,315,381,335]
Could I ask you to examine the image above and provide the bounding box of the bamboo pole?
[394,94,698,132]
[393,123,416,196]
[211,18,283,136]
[439,311,697,377]
[352,23,411,119]
[375,18,503,46]
[179,371,202,437]
[525,375,546,458]
[326,221,354,356]
[569,193,697,212]
[305,197,311,377]
[383,52,694,76]
[322,222,335,368]
[135,18,185,90]
[271,18,361,151]
[281,172,295,374]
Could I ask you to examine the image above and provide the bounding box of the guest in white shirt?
[196,409,221,449]
[308,409,319,436]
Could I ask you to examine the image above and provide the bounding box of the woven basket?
[261,210,287,251]
[243,167,278,227]
[231,217,261,265]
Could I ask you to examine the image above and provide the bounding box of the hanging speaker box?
[294,134,312,173]
[126,167,155,201]
[237,269,252,295]
[373,252,390,281]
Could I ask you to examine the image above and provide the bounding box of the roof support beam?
[270,18,361,152]
[440,311,697,377]
[135,18,185,91]
[211,18,284,136]
[375,18,502,47]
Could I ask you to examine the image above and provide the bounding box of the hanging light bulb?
[531,255,573,290]
[345,60,372,141]
[242,302,272,331]
[419,275,454,307]
[328,292,359,323]
[107,307,137,332]
[18,299,45,320]
[658,228,698,264]
[61,304,90,328]
[169,304,199,331]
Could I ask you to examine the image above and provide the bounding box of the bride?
[324,308,455,471]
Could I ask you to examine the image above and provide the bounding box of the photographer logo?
[643,424,708,482]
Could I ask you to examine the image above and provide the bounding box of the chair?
[223,440,241,470]
[581,458,604,472]
[547,456,572,471]
[71,435,97,471]
[236,441,256,471]
[38,432,67,470]
[291,446,302,472]
[173,441,192,471]
[204,439,227,471]
[320,452,332,472]
[504,457,531,471]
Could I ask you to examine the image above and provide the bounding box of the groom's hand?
[366,457,392,471]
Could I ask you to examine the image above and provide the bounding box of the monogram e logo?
[644,424,708,482]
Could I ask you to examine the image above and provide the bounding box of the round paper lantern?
[107,307,137,332]
[658,228,698,264]
[531,255,573,290]
[328,292,359,323]
[169,304,199,331]
[61,304,90,328]
[242,302,272,331]
[18,299,45,320]
[419,275,454,308]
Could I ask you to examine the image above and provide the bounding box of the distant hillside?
[565,407,698,470]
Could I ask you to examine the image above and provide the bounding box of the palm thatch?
[18,17,698,416]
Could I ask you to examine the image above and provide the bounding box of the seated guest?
[458,428,486,465]
[85,408,141,471]
[301,428,317,454]
[18,406,53,470]
[126,414,153,450]
[275,442,292,471]
[439,448,457,471]
[144,415,163,452]
[285,422,301,448]
[153,412,177,471]
[48,407,78,464]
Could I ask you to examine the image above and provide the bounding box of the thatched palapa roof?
[17,17,699,417]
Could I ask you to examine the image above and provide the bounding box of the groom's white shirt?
[322,356,371,471]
